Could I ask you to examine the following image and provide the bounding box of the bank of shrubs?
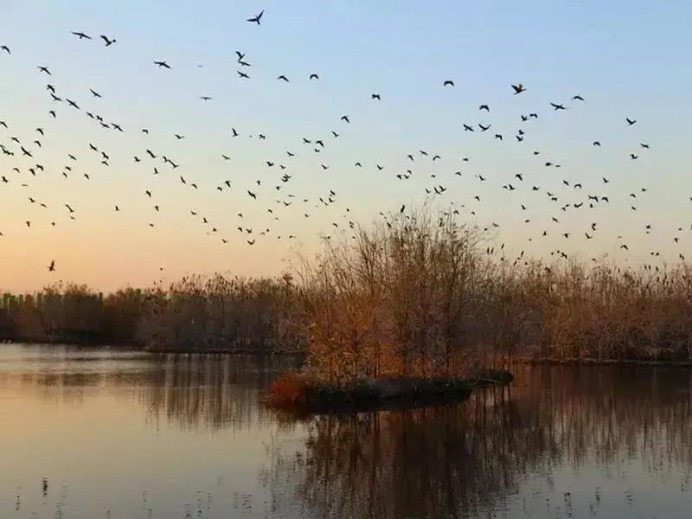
[0,276,301,352]
[2,207,691,371]
[136,275,303,352]
[294,209,692,383]
[0,283,144,345]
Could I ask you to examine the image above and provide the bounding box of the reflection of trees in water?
[1,350,301,431]
[139,355,301,431]
[517,366,692,471]
[0,346,155,405]
[0,349,152,405]
[267,366,692,519]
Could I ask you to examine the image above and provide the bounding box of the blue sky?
[1,0,691,291]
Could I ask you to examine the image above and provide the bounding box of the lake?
[1,344,691,519]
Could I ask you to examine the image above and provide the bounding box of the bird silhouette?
[247,10,264,24]
[0,19,676,289]
[100,35,116,46]
[511,83,526,94]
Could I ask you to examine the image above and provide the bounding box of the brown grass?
[292,205,692,384]
[2,205,691,371]
[266,372,317,406]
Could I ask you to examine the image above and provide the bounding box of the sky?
[1,0,691,292]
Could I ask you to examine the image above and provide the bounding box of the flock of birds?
[0,8,688,280]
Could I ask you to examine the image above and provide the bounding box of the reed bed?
[293,207,692,383]
[1,207,691,375]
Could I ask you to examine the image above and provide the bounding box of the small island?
[263,209,519,414]
[265,369,514,414]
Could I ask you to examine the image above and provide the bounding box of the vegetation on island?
[1,207,691,378]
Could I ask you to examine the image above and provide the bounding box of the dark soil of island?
[265,369,514,416]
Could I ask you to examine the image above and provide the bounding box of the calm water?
[1,345,691,519]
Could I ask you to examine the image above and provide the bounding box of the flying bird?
[247,10,264,24]
[511,83,526,94]
[100,35,116,46]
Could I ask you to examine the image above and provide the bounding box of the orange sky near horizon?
[2,1,692,293]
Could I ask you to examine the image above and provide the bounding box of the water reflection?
[0,345,301,431]
[2,345,691,518]
[140,355,291,431]
[268,366,692,519]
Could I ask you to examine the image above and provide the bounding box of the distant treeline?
[0,286,142,346]
[0,277,303,353]
[2,206,692,370]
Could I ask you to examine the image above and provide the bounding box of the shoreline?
[0,341,306,357]
[2,341,691,367]
[515,357,692,368]
[144,348,306,356]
